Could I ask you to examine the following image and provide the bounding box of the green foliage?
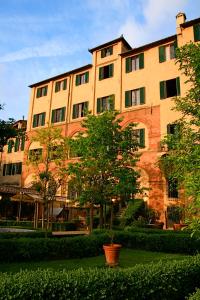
[0,256,200,299]
[120,199,145,226]
[0,118,16,152]
[160,43,200,236]
[188,289,200,300]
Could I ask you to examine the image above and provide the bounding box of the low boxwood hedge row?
[0,231,52,239]
[0,255,200,300]
[0,230,199,263]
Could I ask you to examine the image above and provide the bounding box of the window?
[132,129,145,148]
[160,77,180,99]
[55,79,67,92]
[97,95,115,113]
[167,123,180,135]
[159,41,177,63]
[75,72,89,86]
[126,53,144,73]
[29,148,43,161]
[72,101,88,119]
[101,46,113,58]
[51,107,66,123]
[99,64,113,80]
[3,162,22,176]
[167,178,179,198]
[36,86,48,98]
[125,87,145,107]
[193,23,200,41]
[32,112,46,128]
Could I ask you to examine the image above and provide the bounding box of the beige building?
[1,13,200,226]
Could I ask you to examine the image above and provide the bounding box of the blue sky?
[0,0,199,120]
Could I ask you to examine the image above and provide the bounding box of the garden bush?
[0,255,200,299]
[0,231,52,239]
[188,289,200,300]
[51,221,77,231]
[0,220,33,228]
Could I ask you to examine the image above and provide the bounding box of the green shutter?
[61,107,66,121]
[125,91,131,108]
[109,64,113,77]
[44,86,48,96]
[167,124,171,134]
[85,72,89,83]
[72,104,77,119]
[159,46,166,63]
[139,53,144,69]
[33,115,37,128]
[176,77,180,96]
[174,39,178,58]
[36,88,41,98]
[83,102,89,116]
[97,98,101,113]
[51,109,55,123]
[193,24,200,42]
[63,79,67,90]
[75,75,80,86]
[21,135,25,151]
[7,140,13,153]
[160,81,166,99]
[126,57,132,73]
[101,49,105,58]
[109,95,115,110]
[140,87,145,104]
[99,67,104,80]
[55,82,59,92]
[41,112,45,126]
[14,138,20,152]
[139,129,145,148]
[109,46,113,55]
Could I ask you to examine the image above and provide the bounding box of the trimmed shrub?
[0,231,52,239]
[188,289,200,300]
[0,256,200,299]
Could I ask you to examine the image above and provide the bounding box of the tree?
[67,110,143,232]
[160,43,200,235]
[27,126,69,230]
[0,118,16,152]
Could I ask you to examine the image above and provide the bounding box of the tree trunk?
[99,203,103,229]
[104,203,107,228]
[110,201,113,230]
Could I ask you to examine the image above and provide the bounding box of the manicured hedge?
[0,231,52,239]
[188,289,200,300]
[0,256,200,300]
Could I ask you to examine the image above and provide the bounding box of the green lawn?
[0,249,190,274]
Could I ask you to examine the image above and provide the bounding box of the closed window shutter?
[109,64,113,77]
[126,57,132,73]
[193,24,200,42]
[51,109,55,123]
[21,135,25,151]
[159,46,166,63]
[14,138,20,152]
[139,53,144,69]
[140,87,145,104]
[125,91,131,107]
[97,98,101,113]
[99,67,103,80]
[85,72,89,83]
[55,82,59,92]
[176,77,180,96]
[41,112,46,126]
[63,79,67,90]
[139,129,145,148]
[75,75,80,86]
[61,107,66,121]
[160,81,166,99]
[72,104,77,119]
[33,115,37,128]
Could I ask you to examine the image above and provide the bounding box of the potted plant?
[103,231,122,267]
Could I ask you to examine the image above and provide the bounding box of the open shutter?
[85,72,89,83]
[75,75,80,86]
[194,24,200,42]
[36,88,41,98]
[140,87,145,104]
[139,129,145,148]
[33,115,37,128]
[160,81,166,99]
[139,53,144,69]
[51,109,55,123]
[7,140,12,153]
[109,46,113,55]
[83,102,89,116]
[126,57,132,73]
[173,39,178,58]
[55,82,59,92]
[125,91,131,108]
[101,49,106,58]
[97,98,101,113]
[72,104,77,119]
[63,79,67,90]
[41,112,46,126]
[109,95,115,110]
[167,124,171,134]
[159,46,166,63]
[21,135,25,151]
[176,77,180,96]
[44,86,48,96]
[99,67,104,80]
[61,107,66,121]
[14,138,20,152]
[109,64,113,77]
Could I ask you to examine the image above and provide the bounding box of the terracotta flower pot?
[103,244,122,267]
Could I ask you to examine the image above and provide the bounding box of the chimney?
[176,12,186,35]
